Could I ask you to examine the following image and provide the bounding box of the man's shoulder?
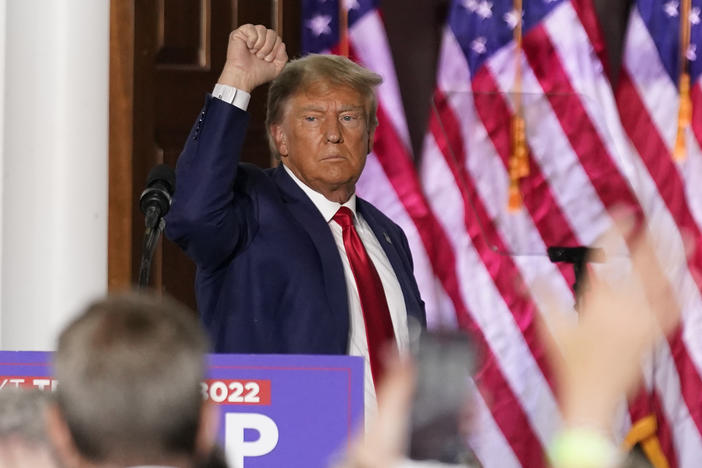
[235,162,278,183]
[232,164,289,204]
[356,197,402,232]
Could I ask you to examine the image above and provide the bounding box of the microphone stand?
[547,246,605,311]
[137,206,166,289]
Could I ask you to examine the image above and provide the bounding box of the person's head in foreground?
[0,388,60,468]
[46,292,218,468]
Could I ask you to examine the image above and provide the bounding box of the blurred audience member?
[45,293,220,468]
[0,388,59,468]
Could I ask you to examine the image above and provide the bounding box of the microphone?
[137,164,175,288]
[140,164,176,229]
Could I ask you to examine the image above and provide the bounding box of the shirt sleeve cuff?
[212,83,251,111]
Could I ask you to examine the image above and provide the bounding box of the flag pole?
[339,0,349,57]
[272,0,284,37]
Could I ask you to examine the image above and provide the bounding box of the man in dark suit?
[166,25,425,408]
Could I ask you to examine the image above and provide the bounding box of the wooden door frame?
[109,0,135,291]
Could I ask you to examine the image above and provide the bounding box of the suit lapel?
[271,166,350,335]
[357,199,423,322]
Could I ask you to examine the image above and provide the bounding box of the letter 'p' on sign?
[225,413,280,468]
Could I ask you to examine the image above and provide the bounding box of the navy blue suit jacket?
[166,95,426,353]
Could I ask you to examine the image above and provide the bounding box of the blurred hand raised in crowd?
[337,354,416,468]
[541,212,683,433]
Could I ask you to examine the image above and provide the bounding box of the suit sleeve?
[165,95,252,269]
[397,226,427,324]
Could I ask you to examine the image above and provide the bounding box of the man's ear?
[195,400,219,458]
[45,403,83,468]
[270,124,288,157]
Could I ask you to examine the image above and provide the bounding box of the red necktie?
[333,206,396,386]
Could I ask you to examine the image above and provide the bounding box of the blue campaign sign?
[206,354,364,467]
[0,351,364,468]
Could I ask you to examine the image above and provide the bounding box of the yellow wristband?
[548,428,621,468]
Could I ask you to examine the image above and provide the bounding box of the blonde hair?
[265,53,383,159]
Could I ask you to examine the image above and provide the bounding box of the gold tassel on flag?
[623,415,671,468]
[509,114,528,211]
[512,114,529,177]
[508,0,528,212]
[338,0,349,57]
[674,72,691,161]
[508,180,522,211]
[673,0,692,161]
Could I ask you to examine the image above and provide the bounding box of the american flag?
[302,0,702,466]
[613,1,702,466]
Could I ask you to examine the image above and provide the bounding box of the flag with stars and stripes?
[422,0,702,466]
[612,1,702,467]
[423,0,617,465]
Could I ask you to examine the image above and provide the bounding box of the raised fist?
[217,24,288,92]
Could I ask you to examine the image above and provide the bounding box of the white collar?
[282,163,357,223]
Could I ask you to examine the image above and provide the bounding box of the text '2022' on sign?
[201,379,271,405]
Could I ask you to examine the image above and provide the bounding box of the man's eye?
[304,116,317,122]
[340,115,358,122]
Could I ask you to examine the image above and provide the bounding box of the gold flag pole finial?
[674,0,692,161]
[508,0,528,212]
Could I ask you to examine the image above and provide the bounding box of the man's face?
[271,81,374,202]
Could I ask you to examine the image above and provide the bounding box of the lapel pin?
[383,232,392,244]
